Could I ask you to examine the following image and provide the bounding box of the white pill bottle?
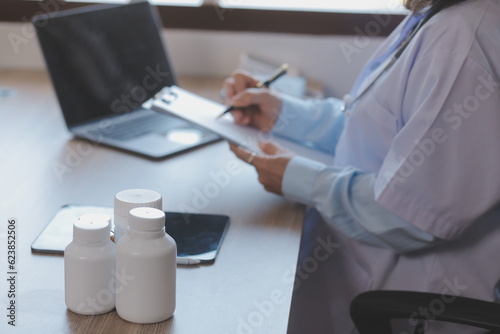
[113,189,162,243]
[64,213,115,315]
[115,207,177,323]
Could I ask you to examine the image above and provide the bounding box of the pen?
[176,257,202,265]
[216,63,289,119]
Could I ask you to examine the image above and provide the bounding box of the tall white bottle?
[114,189,162,243]
[64,213,115,315]
[115,207,176,323]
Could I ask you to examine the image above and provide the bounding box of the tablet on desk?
[31,205,229,264]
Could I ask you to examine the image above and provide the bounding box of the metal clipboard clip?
[156,87,178,104]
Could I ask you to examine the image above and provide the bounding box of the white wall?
[0,22,383,96]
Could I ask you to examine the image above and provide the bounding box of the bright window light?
[218,0,408,14]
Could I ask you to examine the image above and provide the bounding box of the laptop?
[33,1,219,159]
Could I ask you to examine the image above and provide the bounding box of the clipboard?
[151,86,333,164]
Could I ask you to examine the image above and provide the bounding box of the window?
[0,0,405,36]
[217,0,408,14]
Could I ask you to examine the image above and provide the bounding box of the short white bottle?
[113,189,162,243]
[115,207,176,323]
[64,213,115,315]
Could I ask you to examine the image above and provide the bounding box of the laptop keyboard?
[84,111,186,141]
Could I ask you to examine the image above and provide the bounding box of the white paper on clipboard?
[151,86,333,164]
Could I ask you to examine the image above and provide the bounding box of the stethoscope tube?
[341,7,442,114]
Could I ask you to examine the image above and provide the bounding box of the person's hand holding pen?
[222,65,295,195]
[222,69,283,132]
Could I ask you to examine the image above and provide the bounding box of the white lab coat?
[285,0,500,332]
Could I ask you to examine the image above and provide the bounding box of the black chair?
[350,290,500,333]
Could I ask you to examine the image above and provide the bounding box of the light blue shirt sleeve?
[282,156,442,253]
[271,95,346,155]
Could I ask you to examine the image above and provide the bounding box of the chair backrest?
[350,290,500,333]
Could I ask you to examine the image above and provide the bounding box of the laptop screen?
[33,1,176,127]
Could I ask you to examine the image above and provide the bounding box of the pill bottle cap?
[114,189,162,221]
[73,213,111,244]
[129,207,165,231]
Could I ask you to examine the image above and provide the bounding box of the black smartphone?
[31,205,229,264]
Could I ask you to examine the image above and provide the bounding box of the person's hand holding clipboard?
[219,63,300,195]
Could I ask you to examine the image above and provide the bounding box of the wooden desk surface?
[0,70,304,334]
